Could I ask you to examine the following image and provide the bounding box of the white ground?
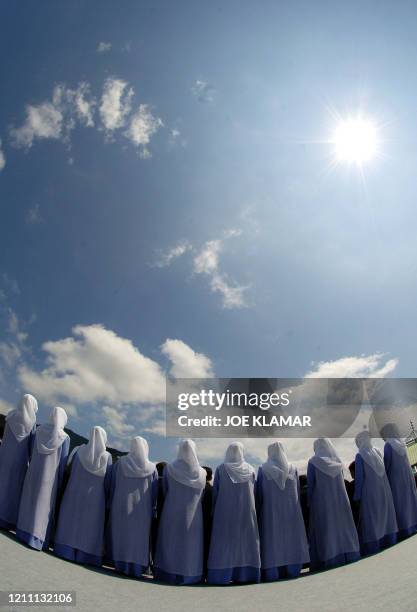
[1,530,417,612]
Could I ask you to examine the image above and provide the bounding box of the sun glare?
[331,116,379,166]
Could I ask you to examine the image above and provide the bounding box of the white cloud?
[99,77,133,133]
[223,228,243,239]
[10,83,96,150]
[0,138,5,170]
[210,273,248,309]
[161,338,214,378]
[10,101,63,149]
[193,235,249,309]
[0,342,21,367]
[125,104,163,157]
[70,82,96,127]
[155,230,248,309]
[97,41,112,53]
[0,309,28,375]
[16,324,213,444]
[305,353,398,378]
[10,77,167,158]
[154,240,192,268]
[19,324,166,406]
[193,240,221,274]
[170,128,180,141]
[102,405,135,438]
[191,80,215,103]
[7,309,27,343]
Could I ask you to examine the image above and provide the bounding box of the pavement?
[1,530,417,612]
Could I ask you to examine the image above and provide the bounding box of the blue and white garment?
[107,436,158,577]
[353,431,397,554]
[16,406,69,550]
[0,394,38,530]
[207,442,261,585]
[382,424,417,538]
[307,438,359,571]
[256,442,310,581]
[54,426,112,567]
[154,439,206,585]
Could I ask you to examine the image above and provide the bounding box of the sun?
[331,116,379,166]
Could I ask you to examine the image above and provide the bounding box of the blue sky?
[1,0,416,469]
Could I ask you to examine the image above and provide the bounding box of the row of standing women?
[1,394,417,586]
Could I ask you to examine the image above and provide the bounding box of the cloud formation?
[10,83,96,150]
[154,240,192,268]
[18,324,166,406]
[193,235,249,309]
[9,77,163,159]
[99,77,133,133]
[191,80,216,103]
[15,323,213,448]
[305,353,398,378]
[10,100,63,149]
[161,338,214,378]
[156,230,248,309]
[125,104,163,157]
[97,41,112,53]
[0,308,28,371]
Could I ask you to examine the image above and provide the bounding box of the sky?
[1,0,417,471]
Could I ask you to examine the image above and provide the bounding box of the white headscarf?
[36,406,68,454]
[6,394,38,441]
[120,436,156,478]
[77,426,110,477]
[223,441,255,483]
[261,441,294,489]
[310,438,343,478]
[381,423,407,456]
[167,439,206,489]
[355,431,385,477]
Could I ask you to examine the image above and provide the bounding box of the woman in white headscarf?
[0,394,38,530]
[54,426,112,566]
[207,442,260,585]
[107,436,158,578]
[154,439,206,584]
[307,438,359,571]
[16,406,69,550]
[382,423,417,538]
[256,442,309,581]
[353,431,397,554]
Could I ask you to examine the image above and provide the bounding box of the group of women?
[1,394,417,586]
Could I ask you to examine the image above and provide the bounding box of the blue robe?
[16,435,69,550]
[154,468,204,585]
[307,461,360,571]
[54,452,112,566]
[0,423,35,530]
[384,443,417,538]
[107,460,158,577]
[256,466,309,581]
[353,454,397,555]
[207,464,260,585]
